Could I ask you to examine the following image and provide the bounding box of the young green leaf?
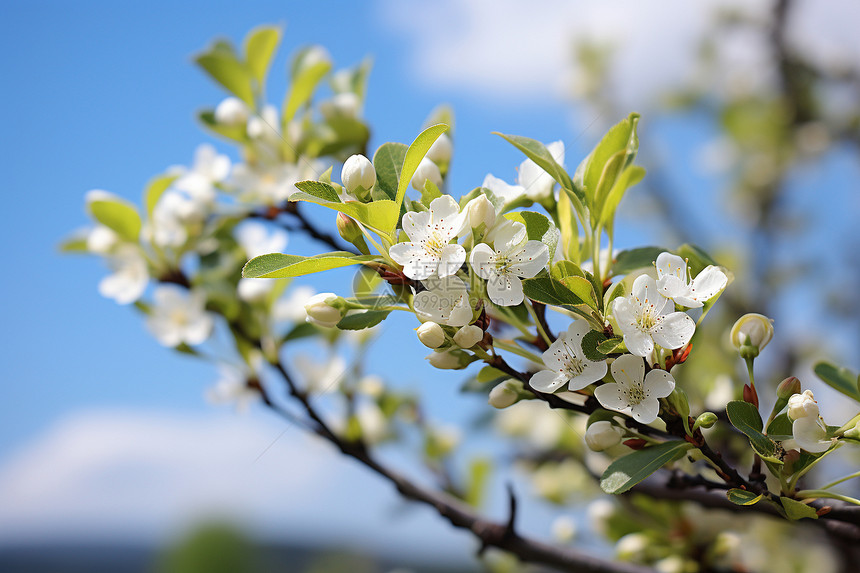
[89,198,142,242]
[195,47,255,107]
[504,211,560,258]
[372,142,408,201]
[283,54,332,123]
[143,173,179,217]
[521,276,587,308]
[393,124,449,223]
[600,441,693,494]
[244,25,281,84]
[727,488,764,505]
[581,330,609,362]
[611,247,664,276]
[336,310,391,330]
[243,252,378,279]
[726,400,779,458]
[493,132,579,202]
[291,180,399,238]
[813,361,860,402]
[583,113,640,209]
[780,497,818,520]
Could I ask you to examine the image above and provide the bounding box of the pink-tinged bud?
[622,438,647,450]
[777,376,802,400]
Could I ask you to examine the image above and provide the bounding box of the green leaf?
[521,276,587,308]
[465,458,492,508]
[780,497,818,520]
[813,361,860,402]
[600,441,693,494]
[583,113,640,213]
[476,366,508,384]
[291,180,400,238]
[58,232,89,253]
[597,336,624,355]
[766,413,793,439]
[493,132,578,201]
[282,322,319,343]
[243,252,378,279]
[727,488,763,505]
[372,142,408,201]
[726,400,778,458]
[195,47,254,107]
[602,166,646,232]
[581,330,609,362]
[198,110,249,142]
[244,25,281,84]
[421,179,443,206]
[336,310,390,330]
[504,211,560,258]
[561,276,598,311]
[89,198,142,242]
[393,124,449,224]
[611,247,664,276]
[551,260,586,281]
[143,173,179,217]
[283,55,331,123]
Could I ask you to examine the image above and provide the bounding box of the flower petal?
[448,294,474,327]
[655,252,687,283]
[438,244,466,277]
[390,243,437,280]
[623,330,654,358]
[401,211,431,242]
[594,383,628,411]
[487,272,524,306]
[610,354,645,389]
[792,417,833,453]
[630,399,660,424]
[568,361,608,391]
[688,266,728,303]
[469,243,496,280]
[508,241,550,278]
[541,336,569,371]
[631,275,670,316]
[651,312,695,350]
[429,195,461,234]
[492,220,526,252]
[644,369,676,399]
[530,369,567,393]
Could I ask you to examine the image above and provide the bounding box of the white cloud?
[0,408,470,561]
[378,0,860,106]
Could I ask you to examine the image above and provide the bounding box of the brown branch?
[247,201,358,254]
[265,359,655,573]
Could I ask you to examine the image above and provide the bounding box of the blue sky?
[2,0,859,560]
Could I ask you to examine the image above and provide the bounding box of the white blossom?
[551,516,578,543]
[87,225,119,254]
[416,321,445,348]
[98,245,149,305]
[410,157,443,191]
[246,104,280,143]
[273,285,317,323]
[150,190,208,248]
[611,275,695,357]
[482,173,526,204]
[453,325,483,348]
[230,162,302,205]
[205,362,260,413]
[294,353,345,395]
[460,194,496,235]
[341,154,376,194]
[787,390,819,421]
[236,221,288,259]
[412,275,473,327]
[517,140,564,200]
[145,285,214,347]
[426,133,453,164]
[214,97,249,126]
[730,313,774,352]
[320,92,361,120]
[594,354,675,423]
[530,321,608,393]
[390,195,465,280]
[585,420,624,451]
[470,220,549,306]
[173,144,231,205]
[304,293,342,327]
[655,252,727,308]
[792,416,834,453]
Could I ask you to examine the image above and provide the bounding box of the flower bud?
[551,516,577,543]
[425,133,452,164]
[730,313,774,357]
[304,292,343,328]
[842,420,860,440]
[214,97,249,126]
[426,350,470,370]
[411,158,443,191]
[416,321,445,349]
[585,420,623,451]
[787,389,819,421]
[488,379,521,409]
[777,376,802,399]
[693,411,718,430]
[453,325,483,348]
[341,154,376,194]
[463,194,496,233]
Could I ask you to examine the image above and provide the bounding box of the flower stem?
[796,490,860,506]
[525,299,552,347]
[819,470,860,491]
[493,339,543,364]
